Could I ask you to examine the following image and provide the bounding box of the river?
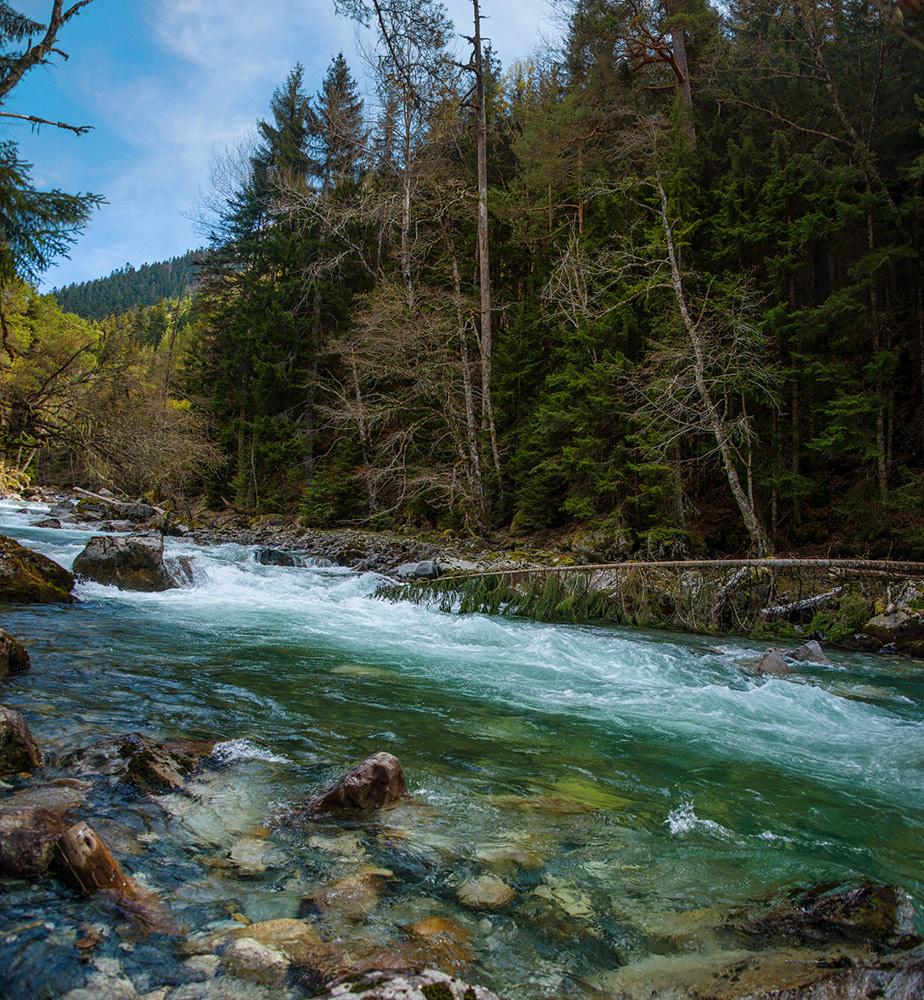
[1,500,922,999]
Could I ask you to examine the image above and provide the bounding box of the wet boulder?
[851,610,924,658]
[63,733,214,793]
[0,533,74,603]
[0,704,44,775]
[0,784,86,876]
[72,534,180,592]
[111,502,156,524]
[394,559,441,580]
[746,649,793,677]
[728,882,917,949]
[31,517,62,529]
[788,639,834,664]
[306,752,411,814]
[255,547,297,567]
[0,628,30,680]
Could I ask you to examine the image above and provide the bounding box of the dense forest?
[3,1,924,559]
[51,251,199,320]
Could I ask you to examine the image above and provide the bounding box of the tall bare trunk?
[452,256,486,528]
[472,0,502,495]
[657,173,771,555]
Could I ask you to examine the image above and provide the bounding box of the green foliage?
[808,590,872,644]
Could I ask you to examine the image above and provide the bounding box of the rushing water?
[0,501,922,999]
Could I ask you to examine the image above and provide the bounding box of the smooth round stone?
[457,875,517,911]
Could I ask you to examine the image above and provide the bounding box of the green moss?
[464,989,477,1000]
[808,590,872,643]
[421,984,455,1000]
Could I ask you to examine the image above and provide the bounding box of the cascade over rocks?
[72,535,184,592]
[0,704,43,775]
[306,752,411,814]
[0,533,74,603]
[0,628,30,679]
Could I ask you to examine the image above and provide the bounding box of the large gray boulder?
[72,534,180,592]
[0,533,74,603]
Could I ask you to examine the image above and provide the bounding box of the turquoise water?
[0,501,922,999]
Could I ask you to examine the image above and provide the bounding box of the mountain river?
[0,501,922,999]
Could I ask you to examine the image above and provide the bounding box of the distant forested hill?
[51,251,200,320]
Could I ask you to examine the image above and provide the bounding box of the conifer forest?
[4,0,924,559]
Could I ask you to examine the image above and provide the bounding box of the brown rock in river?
[307,752,411,814]
[63,732,214,792]
[0,704,43,776]
[0,533,74,603]
[0,628,30,680]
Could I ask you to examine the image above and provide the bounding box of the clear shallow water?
[0,500,922,999]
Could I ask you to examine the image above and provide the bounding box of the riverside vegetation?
[0,1,923,566]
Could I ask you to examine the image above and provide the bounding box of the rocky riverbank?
[11,487,924,657]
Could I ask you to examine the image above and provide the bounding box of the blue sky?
[9,1,556,290]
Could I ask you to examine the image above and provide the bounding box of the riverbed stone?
[72,535,179,592]
[474,843,545,874]
[0,628,30,679]
[306,752,411,814]
[0,704,43,775]
[303,871,385,921]
[0,804,67,875]
[457,874,517,910]
[63,733,214,792]
[219,937,289,987]
[729,881,917,948]
[316,968,503,1000]
[0,533,74,602]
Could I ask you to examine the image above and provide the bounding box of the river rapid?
[0,501,922,999]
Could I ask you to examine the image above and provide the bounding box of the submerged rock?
[0,704,43,775]
[0,533,74,603]
[306,752,411,814]
[0,628,30,679]
[0,804,67,876]
[63,733,214,792]
[729,881,917,948]
[0,784,87,876]
[456,874,517,911]
[219,937,290,987]
[317,968,503,1000]
[31,517,62,529]
[72,535,181,592]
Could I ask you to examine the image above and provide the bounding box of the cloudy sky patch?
[10,0,554,289]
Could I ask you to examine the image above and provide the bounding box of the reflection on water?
[0,501,922,999]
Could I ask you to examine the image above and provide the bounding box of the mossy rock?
[0,534,74,603]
